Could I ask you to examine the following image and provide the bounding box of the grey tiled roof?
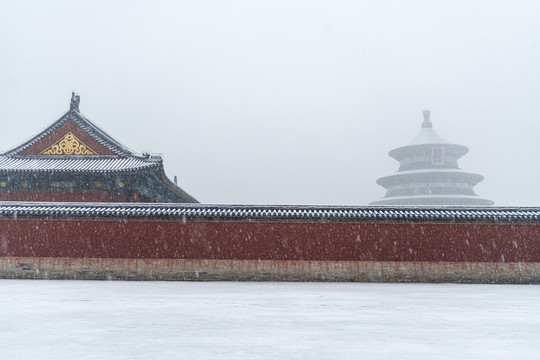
[1,202,539,223]
[0,156,160,173]
[3,110,136,157]
[0,109,164,173]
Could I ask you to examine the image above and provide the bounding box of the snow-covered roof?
[408,111,450,145]
[384,168,482,176]
[408,126,450,145]
[0,100,163,173]
[0,156,160,173]
[369,194,494,206]
[2,110,137,157]
[376,168,484,181]
[388,112,468,161]
[376,168,485,186]
[0,202,537,222]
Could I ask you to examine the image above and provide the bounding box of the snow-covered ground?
[1,280,539,359]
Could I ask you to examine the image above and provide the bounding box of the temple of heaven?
[370,110,493,206]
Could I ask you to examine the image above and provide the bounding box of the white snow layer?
[1,280,539,359]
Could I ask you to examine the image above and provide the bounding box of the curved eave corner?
[157,165,199,203]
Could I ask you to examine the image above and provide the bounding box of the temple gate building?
[0,94,197,203]
[370,111,493,206]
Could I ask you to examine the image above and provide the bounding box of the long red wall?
[1,218,539,263]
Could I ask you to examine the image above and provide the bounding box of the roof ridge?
[1,110,70,156]
[0,203,537,222]
[70,110,140,157]
[1,109,151,159]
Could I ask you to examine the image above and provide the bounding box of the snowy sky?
[0,0,539,206]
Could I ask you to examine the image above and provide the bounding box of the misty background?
[0,0,539,206]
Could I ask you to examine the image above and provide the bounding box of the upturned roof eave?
[157,168,199,203]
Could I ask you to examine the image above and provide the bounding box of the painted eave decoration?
[39,132,98,156]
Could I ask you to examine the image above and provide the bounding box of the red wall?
[1,218,539,262]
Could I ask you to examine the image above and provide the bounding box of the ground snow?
[1,280,539,359]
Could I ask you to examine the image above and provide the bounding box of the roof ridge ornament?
[422,110,432,128]
[70,92,80,112]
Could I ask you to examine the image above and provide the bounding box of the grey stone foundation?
[2,257,540,284]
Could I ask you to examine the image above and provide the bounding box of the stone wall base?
[1,257,540,283]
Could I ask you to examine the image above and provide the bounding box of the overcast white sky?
[1,0,539,206]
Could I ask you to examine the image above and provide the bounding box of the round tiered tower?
[370,111,493,206]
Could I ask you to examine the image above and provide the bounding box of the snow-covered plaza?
[1,280,539,359]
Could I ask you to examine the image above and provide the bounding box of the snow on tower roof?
[408,110,450,145]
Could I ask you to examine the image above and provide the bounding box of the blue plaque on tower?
[431,147,445,165]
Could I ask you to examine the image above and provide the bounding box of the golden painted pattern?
[40,132,98,155]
